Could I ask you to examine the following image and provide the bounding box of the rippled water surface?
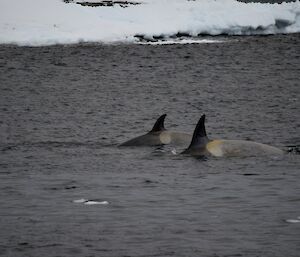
[0,35,300,257]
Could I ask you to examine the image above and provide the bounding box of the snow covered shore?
[0,0,299,46]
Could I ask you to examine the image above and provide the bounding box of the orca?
[120,114,191,147]
[182,115,284,157]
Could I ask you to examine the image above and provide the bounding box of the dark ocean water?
[0,34,299,257]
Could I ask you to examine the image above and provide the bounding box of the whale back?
[182,114,283,157]
[120,114,167,146]
[120,133,163,146]
[207,139,284,157]
[150,114,166,132]
[182,114,210,155]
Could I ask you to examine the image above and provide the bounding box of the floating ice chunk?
[285,219,300,223]
[73,198,87,203]
[84,200,109,205]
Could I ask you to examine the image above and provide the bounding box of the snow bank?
[0,0,299,46]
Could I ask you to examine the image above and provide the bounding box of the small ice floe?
[285,217,300,223]
[73,199,109,205]
[73,198,87,203]
[285,219,300,223]
[84,200,109,205]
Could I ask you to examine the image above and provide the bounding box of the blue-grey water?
[0,34,299,257]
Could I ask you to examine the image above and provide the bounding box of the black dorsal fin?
[150,114,167,132]
[186,114,209,149]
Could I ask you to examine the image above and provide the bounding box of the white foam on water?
[171,148,177,155]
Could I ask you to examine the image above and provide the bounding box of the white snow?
[0,0,299,46]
